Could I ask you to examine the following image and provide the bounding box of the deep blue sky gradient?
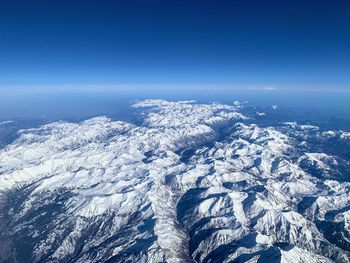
[0,0,349,91]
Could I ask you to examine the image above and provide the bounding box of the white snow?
[0,99,348,262]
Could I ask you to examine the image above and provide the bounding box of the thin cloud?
[248,86,277,91]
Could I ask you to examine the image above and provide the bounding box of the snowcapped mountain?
[0,100,349,263]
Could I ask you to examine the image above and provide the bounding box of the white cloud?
[248,86,277,91]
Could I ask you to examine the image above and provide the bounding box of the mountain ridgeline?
[0,100,350,263]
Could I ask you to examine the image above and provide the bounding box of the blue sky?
[0,0,349,92]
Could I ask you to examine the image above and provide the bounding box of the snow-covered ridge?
[0,100,349,263]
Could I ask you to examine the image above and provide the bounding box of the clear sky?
[0,0,349,92]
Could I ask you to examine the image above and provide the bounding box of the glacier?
[0,99,349,262]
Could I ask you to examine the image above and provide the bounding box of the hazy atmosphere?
[1,1,350,263]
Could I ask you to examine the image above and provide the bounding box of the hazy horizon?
[1,0,349,92]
